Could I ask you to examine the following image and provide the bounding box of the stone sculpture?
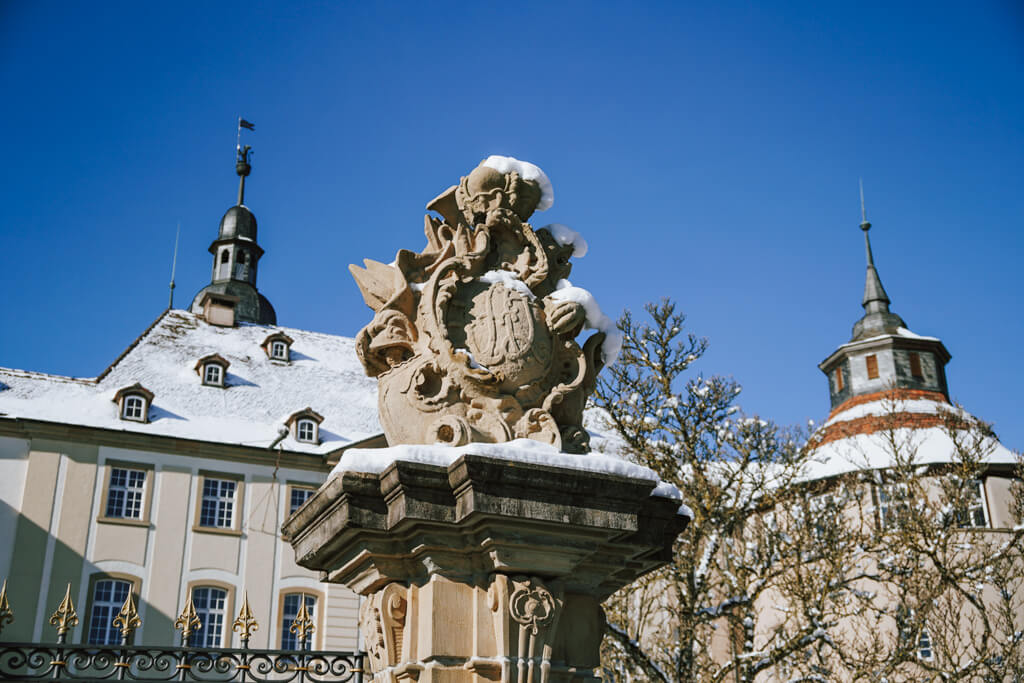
[350,156,613,453]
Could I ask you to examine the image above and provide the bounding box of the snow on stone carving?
[349,156,612,453]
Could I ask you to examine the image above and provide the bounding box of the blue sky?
[1,1,1022,447]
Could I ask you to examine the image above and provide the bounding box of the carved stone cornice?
[283,454,688,600]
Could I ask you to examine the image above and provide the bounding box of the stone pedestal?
[283,453,688,682]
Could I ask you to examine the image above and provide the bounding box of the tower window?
[865,354,879,380]
[909,352,923,378]
[834,366,844,392]
[221,250,230,264]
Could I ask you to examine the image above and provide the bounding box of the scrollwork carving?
[350,157,606,453]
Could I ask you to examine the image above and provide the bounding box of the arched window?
[297,418,317,444]
[221,250,230,264]
[87,579,133,645]
[203,363,223,386]
[191,586,228,647]
[280,593,316,650]
[122,395,146,421]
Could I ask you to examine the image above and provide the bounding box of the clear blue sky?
[1,1,1021,447]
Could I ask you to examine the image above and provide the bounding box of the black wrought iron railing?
[0,643,364,681]
[0,581,365,681]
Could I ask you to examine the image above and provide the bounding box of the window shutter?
[909,352,923,378]
[866,354,879,379]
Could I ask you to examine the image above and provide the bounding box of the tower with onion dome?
[189,141,277,325]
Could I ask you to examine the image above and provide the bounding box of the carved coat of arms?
[350,157,616,453]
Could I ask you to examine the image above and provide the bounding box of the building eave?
[0,416,331,472]
[818,333,951,372]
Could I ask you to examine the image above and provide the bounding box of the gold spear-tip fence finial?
[290,594,315,645]
[174,595,201,643]
[49,583,79,639]
[232,591,259,643]
[0,579,13,634]
[112,589,142,641]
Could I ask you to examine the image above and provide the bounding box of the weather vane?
[235,117,255,205]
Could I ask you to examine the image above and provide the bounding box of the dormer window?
[286,408,324,445]
[113,384,154,423]
[195,354,230,388]
[123,396,145,420]
[297,419,316,443]
[205,364,222,385]
[262,333,295,362]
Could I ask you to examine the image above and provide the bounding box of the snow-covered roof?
[802,394,1018,481]
[0,310,381,455]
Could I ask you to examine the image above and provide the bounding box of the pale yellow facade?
[0,428,361,650]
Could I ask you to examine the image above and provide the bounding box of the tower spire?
[850,181,905,340]
[168,223,180,309]
[859,180,890,313]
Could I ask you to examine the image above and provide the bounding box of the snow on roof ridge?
[0,367,97,384]
[96,309,173,382]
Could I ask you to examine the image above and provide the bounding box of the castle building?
[803,208,1017,498]
[0,151,380,649]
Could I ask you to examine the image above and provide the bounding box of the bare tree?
[594,300,1024,682]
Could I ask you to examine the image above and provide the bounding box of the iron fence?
[0,581,365,682]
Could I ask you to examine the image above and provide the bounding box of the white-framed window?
[271,340,288,360]
[191,586,227,648]
[199,478,236,528]
[289,487,315,515]
[957,479,988,528]
[122,395,146,421]
[296,419,317,444]
[877,483,909,530]
[918,625,934,661]
[105,468,146,519]
[280,593,316,650]
[87,579,132,645]
[203,363,223,387]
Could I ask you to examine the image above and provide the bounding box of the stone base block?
[283,451,688,682]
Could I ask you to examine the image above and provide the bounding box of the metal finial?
[859,178,869,227]
[112,589,142,641]
[168,223,180,309]
[174,595,201,643]
[290,594,315,645]
[0,579,13,634]
[49,583,79,639]
[235,117,254,206]
[232,591,259,643]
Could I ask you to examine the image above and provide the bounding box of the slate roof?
[0,309,381,455]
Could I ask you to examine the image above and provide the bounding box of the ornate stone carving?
[350,157,606,453]
[360,583,409,675]
[490,575,564,683]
